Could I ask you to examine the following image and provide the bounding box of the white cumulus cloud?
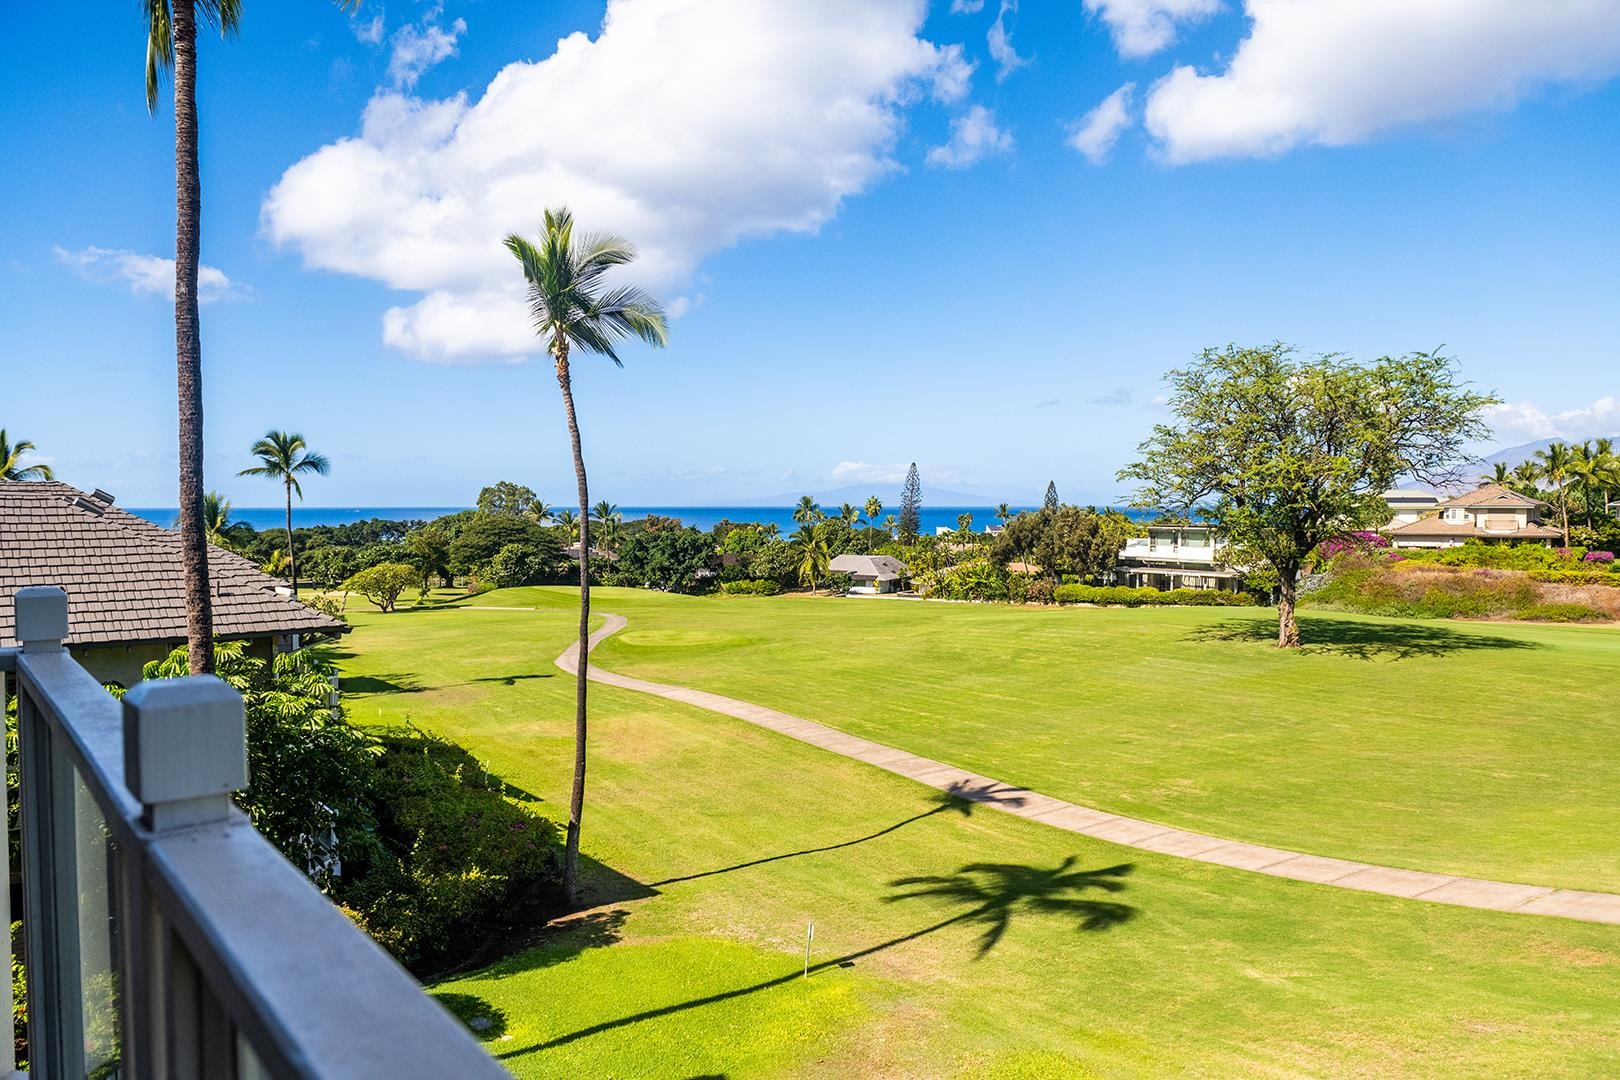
[1486,395,1620,443]
[54,246,240,303]
[388,9,466,89]
[951,0,985,13]
[1144,0,1620,164]
[264,0,969,362]
[352,11,385,46]
[1068,82,1135,162]
[927,104,1013,168]
[1083,0,1222,58]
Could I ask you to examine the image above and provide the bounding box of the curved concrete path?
[556,612,1620,926]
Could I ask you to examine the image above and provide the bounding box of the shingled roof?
[1436,483,1547,510]
[0,482,347,649]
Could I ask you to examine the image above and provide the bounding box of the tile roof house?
[1385,483,1562,549]
[829,553,908,594]
[1,482,346,684]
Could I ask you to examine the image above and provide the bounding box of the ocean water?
[128,504,1152,534]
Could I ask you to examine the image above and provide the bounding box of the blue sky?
[4,0,1619,507]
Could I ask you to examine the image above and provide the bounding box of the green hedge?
[1526,568,1620,587]
[1053,585,1257,607]
[1513,602,1609,623]
[720,578,782,596]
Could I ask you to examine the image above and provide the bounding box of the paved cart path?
[550,610,1620,926]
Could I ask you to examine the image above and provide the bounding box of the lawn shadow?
[449,905,634,983]
[467,672,555,686]
[498,857,1133,1062]
[337,673,424,695]
[1187,615,1546,660]
[431,992,509,1042]
[649,781,1013,887]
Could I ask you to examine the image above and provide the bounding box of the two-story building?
[1114,524,1243,592]
[1384,483,1561,548]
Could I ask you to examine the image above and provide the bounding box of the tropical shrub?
[720,579,781,596]
[1585,550,1616,564]
[343,562,419,613]
[1053,585,1256,607]
[616,526,716,592]
[928,558,1008,601]
[1513,602,1608,623]
[448,514,559,578]
[1305,560,1617,621]
[340,727,559,974]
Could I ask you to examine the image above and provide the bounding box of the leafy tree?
[1535,442,1575,545]
[792,524,831,591]
[1043,481,1059,512]
[476,480,547,520]
[344,562,419,613]
[993,506,1135,583]
[505,207,668,902]
[403,523,453,591]
[1120,344,1495,647]
[0,430,54,481]
[793,495,823,525]
[238,431,330,598]
[301,545,359,592]
[615,527,714,591]
[487,543,550,589]
[898,463,922,542]
[448,515,558,578]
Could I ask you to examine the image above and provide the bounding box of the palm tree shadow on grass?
[649,780,1022,887]
[497,857,1134,1062]
[1186,615,1545,660]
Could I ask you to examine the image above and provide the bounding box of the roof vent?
[90,489,116,506]
[72,496,106,517]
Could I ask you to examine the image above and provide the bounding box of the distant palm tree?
[957,512,974,534]
[794,495,823,525]
[592,500,623,552]
[238,431,330,597]
[865,495,883,524]
[1482,462,1510,484]
[555,508,580,544]
[0,430,54,481]
[995,502,1012,526]
[202,490,231,543]
[1535,442,1574,545]
[506,207,668,903]
[259,548,290,578]
[1511,460,1541,495]
[792,524,830,593]
[839,502,862,528]
[882,513,898,536]
[531,500,554,524]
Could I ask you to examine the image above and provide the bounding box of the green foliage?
[143,643,381,889]
[929,558,1009,601]
[616,526,716,592]
[340,727,560,973]
[449,514,560,578]
[300,545,360,590]
[487,543,552,589]
[1120,343,1499,642]
[476,480,547,520]
[992,506,1138,582]
[1053,584,1258,607]
[343,562,419,613]
[1395,541,1587,572]
[1513,602,1609,623]
[1305,562,1613,622]
[720,579,782,596]
[10,921,23,1069]
[898,463,922,542]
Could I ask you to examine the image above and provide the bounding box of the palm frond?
[144,0,173,112]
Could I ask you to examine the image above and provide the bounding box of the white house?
[829,553,908,594]
[1384,484,1561,548]
[1114,525,1243,592]
[1381,488,1441,525]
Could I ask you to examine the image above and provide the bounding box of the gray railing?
[0,587,507,1079]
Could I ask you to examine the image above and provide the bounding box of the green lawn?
[541,589,1620,893]
[331,591,1620,1078]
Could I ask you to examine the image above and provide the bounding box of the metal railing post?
[120,676,249,1078]
[15,585,82,1080]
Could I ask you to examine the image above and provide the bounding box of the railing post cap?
[123,675,249,812]
[15,585,69,648]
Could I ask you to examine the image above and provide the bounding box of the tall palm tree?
[1482,462,1510,484]
[1569,444,1604,529]
[839,502,862,528]
[995,502,1012,527]
[792,524,830,592]
[555,508,580,544]
[1535,442,1574,545]
[864,495,883,524]
[794,495,823,525]
[145,0,360,674]
[505,208,667,903]
[0,430,54,481]
[1511,460,1541,496]
[202,490,231,543]
[238,431,330,596]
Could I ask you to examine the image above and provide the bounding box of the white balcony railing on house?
[1119,537,1222,564]
[0,587,507,1080]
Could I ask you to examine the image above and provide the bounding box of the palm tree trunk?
[285,478,297,597]
[556,340,590,904]
[173,0,214,675]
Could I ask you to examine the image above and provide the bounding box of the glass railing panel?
[71,768,121,1080]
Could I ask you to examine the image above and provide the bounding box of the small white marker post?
[803,920,814,978]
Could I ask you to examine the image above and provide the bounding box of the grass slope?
[332,593,1620,1078]
[537,589,1620,893]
